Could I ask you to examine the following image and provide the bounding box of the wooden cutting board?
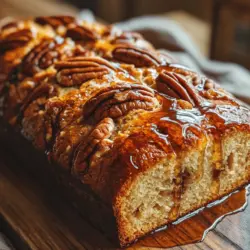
[0,146,250,250]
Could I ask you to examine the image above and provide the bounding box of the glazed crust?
[1,16,250,246]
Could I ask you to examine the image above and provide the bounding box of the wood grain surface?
[0,145,250,250]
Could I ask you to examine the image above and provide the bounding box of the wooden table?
[0,145,250,250]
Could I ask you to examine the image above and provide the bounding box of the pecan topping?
[0,28,33,53]
[20,83,59,116]
[44,91,85,146]
[22,38,73,76]
[156,71,202,106]
[55,56,116,87]
[3,80,36,125]
[66,24,99,42]
[84,83,156,122]
[44,98,67,146]
[113,46,161,67]
[72,117,115,177]
[51,125,91,170]
[20,83,59,149]
[35,16,75,28]
[1,21,18,31]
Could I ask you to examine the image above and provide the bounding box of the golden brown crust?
[1,16,250,247]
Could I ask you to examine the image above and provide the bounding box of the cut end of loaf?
[114,129,250,246]
[114,155,176,245]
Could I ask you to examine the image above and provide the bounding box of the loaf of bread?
[1,16,250,246]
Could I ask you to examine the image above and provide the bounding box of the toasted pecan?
[55,56,116,87]
[66,24,99,42]
[113,46,161,67]
[83,83,157,122]
[20,83,59,116]
[156,71,202,106]
[20,83,59,149]
[51,124,91,170]
[35,16,76,28]
[72,117,115,177]
[0,28,34,53]
[22,38,73,76]
[44,91,85,146]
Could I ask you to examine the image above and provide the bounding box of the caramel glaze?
[1,17,250,215]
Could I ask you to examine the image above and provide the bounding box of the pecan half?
[66,24,99,42]
[0,21,18,31]
[44,98,67,146]
[84,83,156,122]
[113,46,161,67]
[44,91,85,146]
[51,124,91,170]
[3,80,36,125]
[72,117,115,177]
[0,28,33,53]
[156,71,202,106]
[55,56,116,87]
[35,16,75,28]
[20,83,59,116]
[20,83,59,149]
[21,38,73,76]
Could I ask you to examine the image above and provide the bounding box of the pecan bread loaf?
[1,16,250,246]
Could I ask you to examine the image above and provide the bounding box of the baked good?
[0,16,250,247]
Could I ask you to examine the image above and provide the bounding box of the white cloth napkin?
[0,233,14,250]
